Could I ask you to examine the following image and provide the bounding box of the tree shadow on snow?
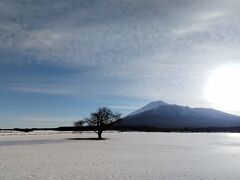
[67,138,109,141]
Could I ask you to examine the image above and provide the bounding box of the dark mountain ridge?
[115,101,240,128]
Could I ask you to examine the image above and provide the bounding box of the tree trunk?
[98,131,102,140]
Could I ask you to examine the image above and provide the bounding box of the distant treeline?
[2,126,240,133]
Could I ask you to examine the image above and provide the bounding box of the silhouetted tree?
[73,120,85,134]
[74,107,121,140]
[73,120,85,127]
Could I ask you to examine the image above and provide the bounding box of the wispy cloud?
[172,10,231,36]
[8,86,78,96]
[1,0,240,127]
[109,105,138,111]
[1,0,239,68]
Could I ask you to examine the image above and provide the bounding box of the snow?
[128,100,168,116]
[1,131,240,180]
[193,108,236,118]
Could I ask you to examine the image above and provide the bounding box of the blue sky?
[1,0,240,128]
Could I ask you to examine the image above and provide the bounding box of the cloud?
[8,85,78,96]
[1,3,239,53]
[1,0,240,108]
[1,0,239,67]
[108,105,138,111]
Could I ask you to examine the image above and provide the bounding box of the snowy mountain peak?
[127,100,168,116]
[117,101,240,128]
[148,100,168,107]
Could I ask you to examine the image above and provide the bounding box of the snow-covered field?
[1,131,240,180]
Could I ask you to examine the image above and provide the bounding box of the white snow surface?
[1,131,240,180]
[128,100,168,116]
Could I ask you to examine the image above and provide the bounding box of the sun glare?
[204,63,240,112]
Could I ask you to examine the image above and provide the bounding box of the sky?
[1,0,240,128]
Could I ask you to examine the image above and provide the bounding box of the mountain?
[115,101,240,128]
[127,100,168,116]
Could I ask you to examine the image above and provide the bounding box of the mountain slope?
[128,100,168,116]
[116,102,240,128]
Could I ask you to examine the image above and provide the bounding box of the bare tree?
[74,107,121,140]
[73,120,85,127]
[73,120,85,134]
